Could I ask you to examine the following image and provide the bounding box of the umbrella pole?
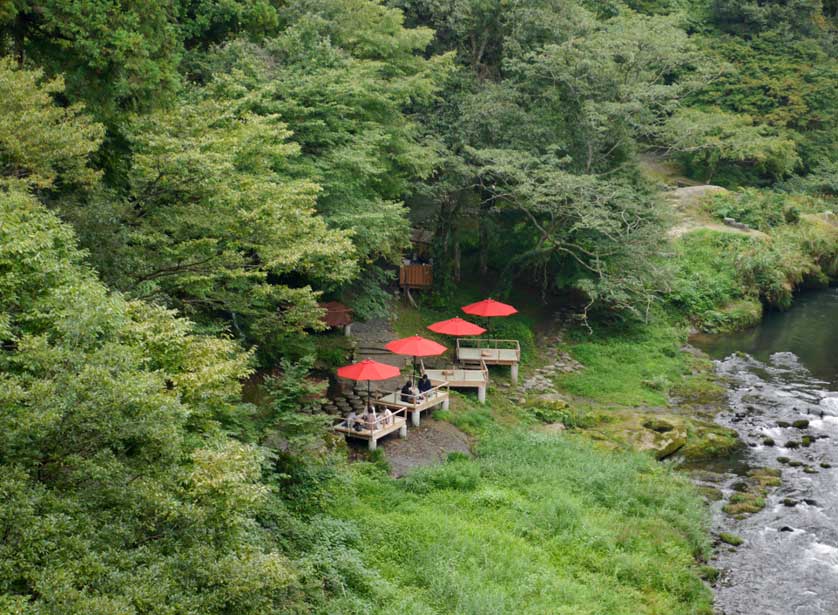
[412,356,417,385]
[367,380,371,410]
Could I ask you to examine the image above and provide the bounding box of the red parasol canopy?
[427,317,486,337]
[385,335,446,384]
[337,359,402,406]
[337,359,401,382]
[461,298,518,318]
[385,335,447,357]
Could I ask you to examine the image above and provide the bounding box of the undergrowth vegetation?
[556,318,692,406]
[668,191,838,332]
[329,431,713,615]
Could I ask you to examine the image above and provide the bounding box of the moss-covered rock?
[719,532,744,546]
[697,486,724,501]
[642,418,675,433]
[680,423,741,461]
[748,467,781,488]
[723,492,766,516]
[792,419,810,429]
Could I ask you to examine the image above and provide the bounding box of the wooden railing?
[334,406,407,434]
[456,338,520,352]
[374,381,449,409]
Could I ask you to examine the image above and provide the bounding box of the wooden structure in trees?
[421,359,489,403]
[333,407,407,451]
[455,338,521,383]
[399,263,432,289]
[320,301,353,335]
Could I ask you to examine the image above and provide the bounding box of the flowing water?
[692,288,838,615]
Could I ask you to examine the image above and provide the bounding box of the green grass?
[328,430,713,614]
[555,318,692,406]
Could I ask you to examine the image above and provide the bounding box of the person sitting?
[400,380,413,403]
[409,381,424,404]
[345,410,358,430]
[383,407,393,426]
[418,374,433,396]
[363,406,378,431]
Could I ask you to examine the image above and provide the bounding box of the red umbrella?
[461,298,518,317]
[337,359,401,406]
[427,317,486,337]
[462,298,518,335]
[385,335,446,383]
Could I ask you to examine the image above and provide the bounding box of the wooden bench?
[421,359,489,403]
[373,382,450,426]
[455,338,521,383]
[333,407,408,451]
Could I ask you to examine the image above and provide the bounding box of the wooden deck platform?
[373,382,449,426]
[333,408,407,450]
[455,338,521,383]
[421,359,489,403]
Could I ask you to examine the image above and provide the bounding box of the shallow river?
[693,288,838,615]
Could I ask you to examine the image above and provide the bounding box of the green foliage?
[523,400,598,428]
[0,190,317,613]
[2,0,182,122]
[707,189,811,231]
[85,90,355,357]
[665,108,800,184]
[668,231,753,324]
[202,1,451,265]
[0,58,104,191]
[332,430,713,614]
[557,317,691,406]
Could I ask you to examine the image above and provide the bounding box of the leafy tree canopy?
[0,188,312,614]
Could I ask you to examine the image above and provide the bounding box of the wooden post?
[478,385,486,404]
[399,423,407,438]
[411,410,420,427]
[443,396,450,410]
[368,437,377,451]
[344,323,352,336]
[510,363,519,384]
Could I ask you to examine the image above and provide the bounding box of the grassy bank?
[326,430,713,615]
[669,191,838,333]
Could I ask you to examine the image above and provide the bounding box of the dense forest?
[1,1,836,613]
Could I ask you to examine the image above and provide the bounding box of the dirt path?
[349,317,406,394]
[380,419,472,477]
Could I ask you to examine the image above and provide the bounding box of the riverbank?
[690,288,838,615]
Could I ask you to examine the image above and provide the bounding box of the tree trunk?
[453,239,461,282]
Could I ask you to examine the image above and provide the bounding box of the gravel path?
[381,419,472,477]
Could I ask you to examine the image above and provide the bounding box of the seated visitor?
[400,380,413,403]
[418,374,432,395]
[363,406,377,431]
[409,381,424,404]
[345,410,358,430]
[383,407,393,426]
